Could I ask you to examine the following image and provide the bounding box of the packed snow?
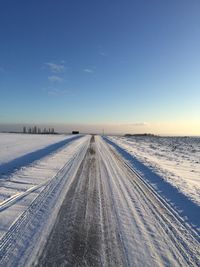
[108,136,200,206]
[36,136,200,266]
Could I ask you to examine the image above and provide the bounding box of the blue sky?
[0,0,200,134]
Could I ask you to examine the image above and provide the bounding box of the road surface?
[35,136,200,267]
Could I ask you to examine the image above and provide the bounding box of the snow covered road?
[0,135,91,266]
[36,136,200,267]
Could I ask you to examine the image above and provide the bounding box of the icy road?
[0,135,199,266]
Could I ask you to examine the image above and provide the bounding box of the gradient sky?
[0,0,200,134]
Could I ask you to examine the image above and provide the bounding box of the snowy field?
[0,135,90,266]
[0,133,72,164]
[0,134,199,266]
[108,135,200,206]
[0,133,80,209]
[0,134,88,236]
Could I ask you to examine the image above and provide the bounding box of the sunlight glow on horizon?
[0,1,200,135]
[0,120,200,136]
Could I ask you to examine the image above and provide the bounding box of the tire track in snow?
[0,136,90,267]
[37,135,103,266]
[36,136,200,266]
[37,136,127,266]
[96,136,200,266]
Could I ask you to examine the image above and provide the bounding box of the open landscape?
[108,135,200,206]
[0,133,199,266]
[1,1,200,266]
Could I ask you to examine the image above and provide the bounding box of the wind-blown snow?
[108,136,200,206]
[0,133,72,165]
[0,135,89,240]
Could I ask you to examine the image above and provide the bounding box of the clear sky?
[0,0,200,135]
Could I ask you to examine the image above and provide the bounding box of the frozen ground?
[0,135,90,266]
[0,135,199,266]
[0,133,72,165]
[107,136,200,206]
[0,133,76,177]
[0,135,87,236]
[35,136,199,266]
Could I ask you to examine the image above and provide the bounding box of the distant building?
[72,131,79,134]
[22,126,56,134]
[33,126,37,134]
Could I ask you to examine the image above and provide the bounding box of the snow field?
[0,136,89,239]
[108,136,200,206]
[0,133,72,165]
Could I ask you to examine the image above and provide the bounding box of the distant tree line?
[124,133,157,137]
[23,126,56,134]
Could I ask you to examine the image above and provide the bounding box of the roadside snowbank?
[108,136,200,206]
[0,136,90,266]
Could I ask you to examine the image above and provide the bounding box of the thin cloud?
[83,68,94,73]
[47,88,68,96]
[97,44,106,57]
[116,122,149,127]
[98,51,106,56]
[132,122,149,127]
[48,75,63,82]
[45,62,65,73]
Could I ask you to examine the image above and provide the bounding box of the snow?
[0,135,88,236]
[0,135,199,266]
[0,135,90,266]
[0,133,84,239]
[96,136,200,266]
[107,136,200,206]
[0,133,72,165]
[0,133,79,179]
